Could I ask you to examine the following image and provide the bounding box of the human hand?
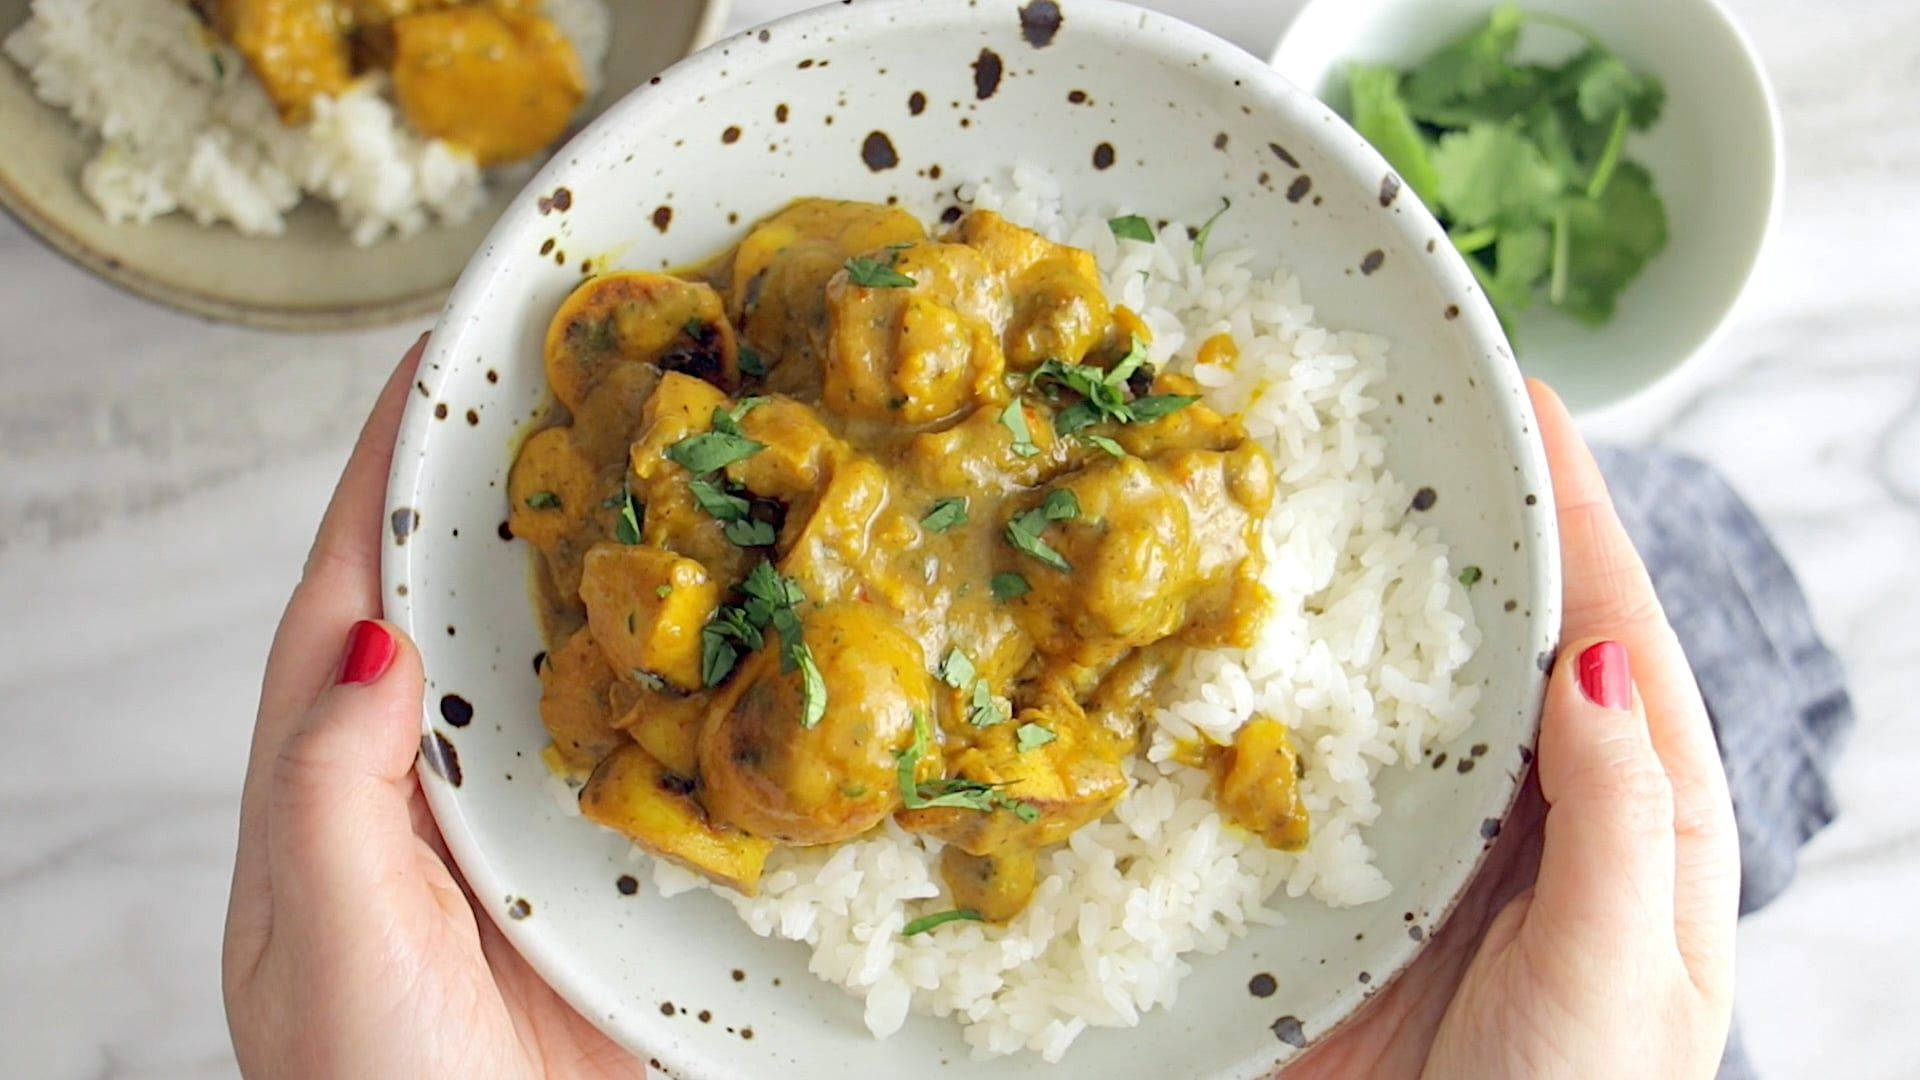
[1289,380,1740,1078]
[221,336,641,1079]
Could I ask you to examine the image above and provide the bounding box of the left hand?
[221,335,643,1079]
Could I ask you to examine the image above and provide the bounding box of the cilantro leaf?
[688,477,750,520]
[999,399,1039,458]
[990,572,1031,603]
[1005,507,1070,573]
[1552,161,1667,325]
[738,344,768,378]
[1486,225,1551,315]
[723,518,776,547]
[938,648,977,690]
[1191,197,1231,262]
[1347,65,1441,207]
[922,497,969,533]
[1458,565,1484,588]
[1403,4,1526,112]
[614,487,642,545]
[1430,123,1566,228]
[1077,432,1126,458]
[1125,394,1199,422]
[902,909,984,936]
[1107,215,1155,243]
[793,641,827,728]
[666,429,764,474]
[967,679,1006,727]
[1558,48,1665,129]
[1016,723,1057,752]
[844,256,916,288]
[524,490,560,510]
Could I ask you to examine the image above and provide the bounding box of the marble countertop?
[1,0,1913,1076]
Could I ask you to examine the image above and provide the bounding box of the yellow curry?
[510,199,1311,922]
[196,0,584,164]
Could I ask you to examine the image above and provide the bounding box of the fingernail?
[1576,640,1632,711]
[339,620,396,686]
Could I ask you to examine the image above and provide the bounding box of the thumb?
[266,620,440,942]
[1526,637,1677,959]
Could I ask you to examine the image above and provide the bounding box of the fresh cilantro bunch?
[1344,5,1669,330]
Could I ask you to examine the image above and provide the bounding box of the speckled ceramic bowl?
[383,2,1561,1077]
[0,0,729,330]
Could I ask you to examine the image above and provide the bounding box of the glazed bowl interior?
[0,0,729,329]
[384,2,1560,1077]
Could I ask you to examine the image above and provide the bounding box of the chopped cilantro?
[902,909,984,937]
[723,518,776,547]
[1458,565,1484,587]
[844,255,916,288]
[1016,723,1057,752]
[666,428,764,474]
[895,712,1034,818]
[990,572,1031,603]
[688,477,750,520]
[1077,432,1126,458]
[697,561,818,728]
[655,584,674,599]
[922,497,969,533]
[938,648,977,690]
[613,487,642,545]
[523,490,560,510]
[999,399,1039,458]
[1190,197,1231,261]
[967,679,1006,728]
[1107,214,1155,243]
[1031,340,1193,434]
[738,344,768,378]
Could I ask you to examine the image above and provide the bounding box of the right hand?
[1292,379,1741,1078]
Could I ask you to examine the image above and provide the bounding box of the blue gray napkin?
[1594,446,1856,1080]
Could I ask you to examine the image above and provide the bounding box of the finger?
[265,621,468,949]
[1527,636,1678,965]
[228,334,428,972]
[1530,381,1739,992]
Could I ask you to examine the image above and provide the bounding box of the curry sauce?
[510,199,1311,919]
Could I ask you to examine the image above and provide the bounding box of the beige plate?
[0,0,731,330]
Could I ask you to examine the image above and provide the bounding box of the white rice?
[622,168,1482,1060]
[4,0,606,245]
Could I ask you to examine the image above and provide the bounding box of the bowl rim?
[1267,0,1786,415]
[0,0,735,332]
[384,1,1561,1074]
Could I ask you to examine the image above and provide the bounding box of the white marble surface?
[1,0,1914,1076]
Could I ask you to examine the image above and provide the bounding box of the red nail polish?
[1576,641,1632,710]
[339,620,396,686]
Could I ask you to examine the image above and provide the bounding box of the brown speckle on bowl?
[1360,249,1385,275]
[940,205,964,225]
[554,250,566,266]
[390,507,419,543]
[420,731,462,787]
[909,90,927,115]
[652,205,673,233]
[1409,924,1425,942]
[1431,752,1448,770]
[861,130,899,171]
[1068,88,1089,104]
[798,58,814,69]
[1525,493,1538,506]
[1213,132,1229,150]
[1018,0,1062,47]
[536,187,572,214]
[1427,238,1437,253]
[774,103,790,124]
[1504,599,1518,612]
[439,694,474,728]
[1410,486,1437,511]
[539,237,555,255]
[532,651,547,673]
[1520,745,1536,765]
[660,1001,676,1017]
[465,408,479,426]
[732,968,746,982]
[415,380,430,397]
[497,520,514,542]
[1269,142,1299,168]
[1379,174,1402,207]
[1445,303,1460,320]
[1248,972,1277,998]
[1092,142,1115,169]
[1470,743,1488,757]
[1480,817,1502,840]
[506,897,532,919]
[1457,757,1476,774]
[485,368,498,384]
[1358,971,1372,984]
[1286,175,1312,203]
[740,1027,754,1040]
[698,1009,712,1023]
[722,125,741,144]
[433,402,449,420]
[972,48,1003,99]
[1271,1015,1307,1048]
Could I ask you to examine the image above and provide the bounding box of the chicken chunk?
[578,544,722,691]
[539,627,625,770]
[579,743,773,895]
[390,6,585,165]
[947,210,1111,370]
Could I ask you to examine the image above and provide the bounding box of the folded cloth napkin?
[1594,446,1856,1080]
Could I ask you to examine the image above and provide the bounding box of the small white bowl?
[1272,0,1783,413]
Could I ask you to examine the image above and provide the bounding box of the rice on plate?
[548,167,1482,1063]
[4,0,610,245]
